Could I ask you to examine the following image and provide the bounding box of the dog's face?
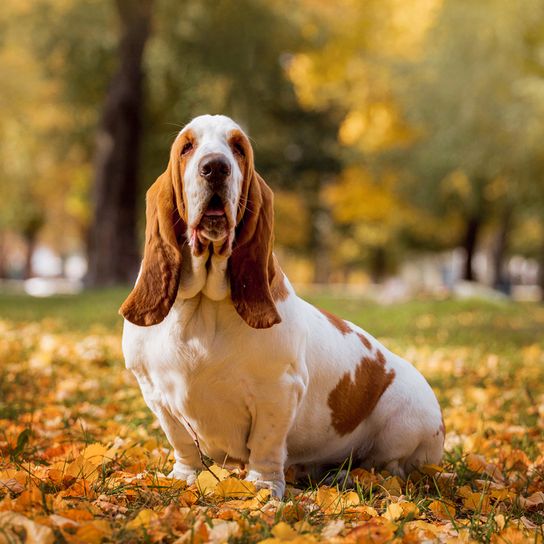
[120,114,281,330]
[173,115,252,252]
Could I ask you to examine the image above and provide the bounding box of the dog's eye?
[181,141,193,155]
[232,142,245,157]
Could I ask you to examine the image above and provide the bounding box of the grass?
[0,289,543,543]
[0,287,129,332]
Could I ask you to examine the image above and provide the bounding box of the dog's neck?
[178,238,230,302]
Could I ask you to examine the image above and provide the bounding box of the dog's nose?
[199,156,231,182]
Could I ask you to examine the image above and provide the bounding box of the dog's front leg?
[131,370,202,484]
[245,382,301,498]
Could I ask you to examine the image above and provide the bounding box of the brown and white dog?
[120,114,444,497]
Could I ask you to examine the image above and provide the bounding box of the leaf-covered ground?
[0,292,543,543]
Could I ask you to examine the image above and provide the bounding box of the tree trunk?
[492,205,513,292]
[370,247,387,283]
[310,201,333,284]
[23,232,38,280]
[0,232,7,279]
[86,0,153,286]
[539,239,544,302]
[462,215,481,281]
[21,214,44,280]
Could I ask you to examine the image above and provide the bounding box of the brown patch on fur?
[270,257,289,302]
[319,308,352,335]
[228,132,281,329]
[119,174,184,327]
[328,350,395,436]
[356,331,372,350]
[119,130,199,326]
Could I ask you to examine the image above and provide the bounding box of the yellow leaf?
[345,518,396,543]
[341,491,361,508]
[82,443,111,466]
[126,509,159,531]
[382,476,403,496]
[463,492,491,514]
[419,463,444,476]
[383,502,403,521]
[65,455,99,482]
[314,487,341,513]
[400,501,419,518]
[350,468,381,490]
[195,465,229,495]
[68,520,111,544]
[491,527,529,544]
[271,521,298,540]
[245,488,271,509]
[428,499,456,520]
[494,514,506,530]
[466,453,503,482]
[215,477,256,498]
[384,501,419,521]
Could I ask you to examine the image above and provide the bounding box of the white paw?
[246,470,285,498]
[168,463,198,485]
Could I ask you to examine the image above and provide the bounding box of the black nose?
[199,156,231,181]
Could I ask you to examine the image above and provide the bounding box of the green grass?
[305,293,543,351]
[0,287,130,332]
[1,288,542,352]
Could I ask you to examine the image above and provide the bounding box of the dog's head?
[119,114,281,329]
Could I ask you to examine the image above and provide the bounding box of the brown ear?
[228,172,281,329]
[119,172,183,326]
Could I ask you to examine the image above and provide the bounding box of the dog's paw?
[245,469,285,498]
[168,463,198,485]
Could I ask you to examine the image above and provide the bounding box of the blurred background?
[1,0,544,302]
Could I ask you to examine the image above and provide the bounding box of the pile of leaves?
[0,314,543,543]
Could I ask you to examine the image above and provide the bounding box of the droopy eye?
[232,141,245,157]
[181,141,193,155]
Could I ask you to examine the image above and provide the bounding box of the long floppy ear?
[119,172,183,326]
[228,172,282,329]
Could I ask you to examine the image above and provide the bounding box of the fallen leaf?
[344,518,396,543]
[428,499,455,520]
[195,465,229,495]
[215,477,256,498]
[272,521,298,540]
[126,508,159,530]
[518,491,544,510]
[0,511,55,544]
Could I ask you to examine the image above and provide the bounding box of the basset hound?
[120,114,444,497]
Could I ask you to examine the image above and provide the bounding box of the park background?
[1,0,544,298]
[1,1,544,543]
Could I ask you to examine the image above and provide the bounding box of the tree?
[394,0,544,282]
[86,0,153,286]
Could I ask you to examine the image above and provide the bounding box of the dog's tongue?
[204,208,225,217]
[204,194,225,216]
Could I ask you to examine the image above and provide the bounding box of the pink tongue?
[204,208,225,216]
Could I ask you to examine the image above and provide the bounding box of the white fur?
[182,114,244,234]
[122,115,444,497]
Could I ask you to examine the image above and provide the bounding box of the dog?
[120,114,444,497]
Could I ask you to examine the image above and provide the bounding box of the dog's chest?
[123,297,254,459]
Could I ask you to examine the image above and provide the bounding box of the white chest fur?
[122,294,306,465]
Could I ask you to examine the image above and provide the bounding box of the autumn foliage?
[1,297,543,543]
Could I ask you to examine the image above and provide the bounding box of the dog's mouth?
[196,194,230,241]
[203,194,226,218]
